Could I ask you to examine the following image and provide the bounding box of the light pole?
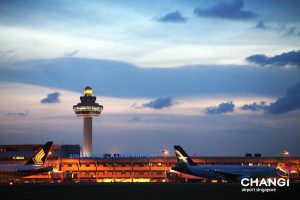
[162,149,169,179]
[282,150,289,158]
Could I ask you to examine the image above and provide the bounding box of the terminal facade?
[0,144,299,183]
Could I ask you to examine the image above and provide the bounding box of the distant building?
[0,143,299,183]
[60,145,81,158]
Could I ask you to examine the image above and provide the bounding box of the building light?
[12,156,25,160]
[132,178,150,182]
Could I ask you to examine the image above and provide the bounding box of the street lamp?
[162,150,169,156]
[162,150,169,178]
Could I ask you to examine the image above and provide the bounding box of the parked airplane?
[0,141,53,181]
[172,145,291,182]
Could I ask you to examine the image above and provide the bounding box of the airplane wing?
[209,169,249,182]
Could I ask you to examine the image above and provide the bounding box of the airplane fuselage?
[0,164,53,180]
[173,165,281,181]
[172,145,290,182]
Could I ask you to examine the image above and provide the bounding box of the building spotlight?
[282,150,289,157]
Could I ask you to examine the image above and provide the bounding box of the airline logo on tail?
[175,150,188,163]
[25,141,52,165]
[276,163,291,178]
[33,149,45,164]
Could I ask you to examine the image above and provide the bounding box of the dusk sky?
[0,0,300,156]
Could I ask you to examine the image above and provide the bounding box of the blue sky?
[0,0,300,156]
[1,0,300,66]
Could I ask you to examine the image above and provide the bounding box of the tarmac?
[0,182,298,200]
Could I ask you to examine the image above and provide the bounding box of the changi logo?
[33,149,45,164]
[241,178,289,193]
[175,150,188,163]
[241,178,289,187]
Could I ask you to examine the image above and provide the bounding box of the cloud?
[284,26,300,37]
[240,82,300,114]
[194,0,257,20]
[255,21,268,30]
[40,92,61,104]
[241,101,267,111]
[128,116,142,122]
[141,97,178,109]
[6,111,29,117]
[1,57,300,98]
[266,81,300,114]
[246,50,300,68]
[254,22,300,37]
[0,50,14,56]
[0,49,16,60]
[64,50,79,57]
[204,101,235,115]
[155,11,187,23]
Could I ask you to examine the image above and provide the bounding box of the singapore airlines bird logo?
[33,149,45,164]
[175,150,188,163]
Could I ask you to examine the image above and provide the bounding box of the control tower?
[73,87,103,156]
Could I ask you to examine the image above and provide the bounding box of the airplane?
[172,145,291,182]
[0,141,53,181]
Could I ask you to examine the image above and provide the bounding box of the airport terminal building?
[0,144,299,183]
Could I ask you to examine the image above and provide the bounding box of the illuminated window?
[12,156,25,160]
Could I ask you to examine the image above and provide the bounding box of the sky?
[0,0,300,156]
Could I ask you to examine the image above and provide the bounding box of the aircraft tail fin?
[25,141,53,165]
[174,145,197,168]
[276,163,292,178]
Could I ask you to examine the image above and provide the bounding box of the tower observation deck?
[73,87,103,156]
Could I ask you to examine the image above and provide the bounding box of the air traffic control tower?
[73,87,103,156]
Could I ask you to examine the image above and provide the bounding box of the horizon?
[0,0,300,156]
